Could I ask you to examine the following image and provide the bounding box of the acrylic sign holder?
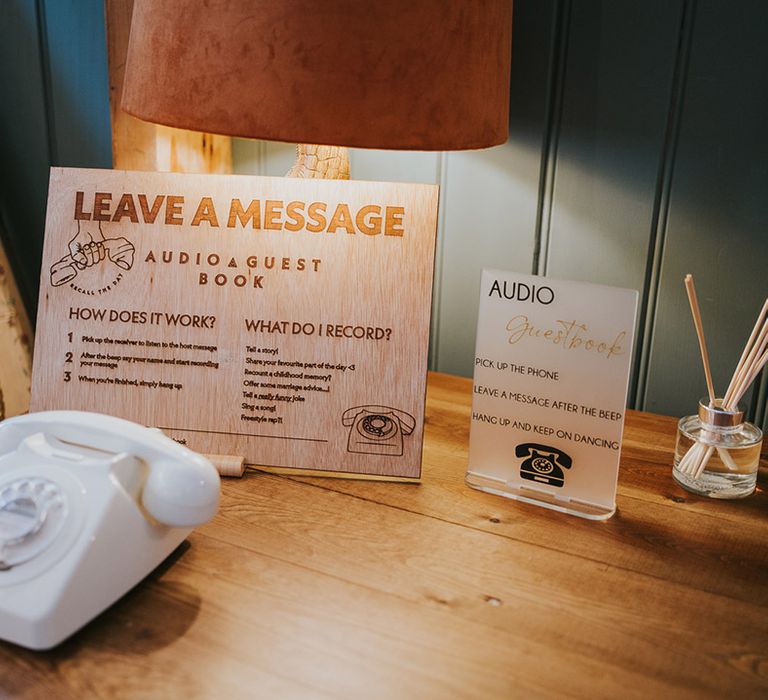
[467,270,638,520]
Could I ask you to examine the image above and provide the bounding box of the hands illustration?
[68,221,106,269]
[50,222,135,287]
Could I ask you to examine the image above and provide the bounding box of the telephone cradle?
[0,411,220,650]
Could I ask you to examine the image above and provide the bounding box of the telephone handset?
[0,411,220,650]
[0,411,220,527]
[342,405,416,456]
[515,442,573,488]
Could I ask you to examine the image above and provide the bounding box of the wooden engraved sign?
[31,168,439,480]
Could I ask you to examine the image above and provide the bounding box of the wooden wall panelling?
[543,0,685,403]
[0,0,54,314]
[632,0,697,414]
[260,142,302,177]
[435,144,537,376]
[347,149,444,367]
[231,139,267,177]
[641,0,768,420]
[348,149,441,186]
[433,0,558,376]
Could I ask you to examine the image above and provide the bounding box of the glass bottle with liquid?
[672,398,762,499]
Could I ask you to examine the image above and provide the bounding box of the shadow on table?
[0,541,201,665]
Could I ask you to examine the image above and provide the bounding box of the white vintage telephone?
[0,411,220,650]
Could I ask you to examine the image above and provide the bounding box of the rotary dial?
[0,478,67,571]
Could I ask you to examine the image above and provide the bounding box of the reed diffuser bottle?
[673,399,762,498]
[673,276,766,499]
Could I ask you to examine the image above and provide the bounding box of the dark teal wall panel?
[543,0,685,400]
[0,0,53,311]
[545,0,684,290]
[40,0,112,167]
[642,0,768,419]
[0,0,112,316]
[436,145,537,376]
[433,0,558,376]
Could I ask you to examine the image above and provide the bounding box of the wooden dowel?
[723,299,768,407]
[684,275,716,405]
[718,446,740,472]
[732,345,768,407]
[724,329,767,407]
[680,443,698,475]
[726,319,768,408]
[679,441,703,475]
[692,445,715,479]
[205,453,246,478]
[685,443,705,475]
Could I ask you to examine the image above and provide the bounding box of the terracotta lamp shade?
[121,0,512,151]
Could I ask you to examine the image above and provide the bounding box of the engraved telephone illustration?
[342,405,416,456]
[0,411,220,650]
[50,221,135,287]
[515,443,573,488]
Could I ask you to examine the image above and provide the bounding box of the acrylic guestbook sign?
[467,270,639,519]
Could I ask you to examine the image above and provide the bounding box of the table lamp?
[120,0,513,179]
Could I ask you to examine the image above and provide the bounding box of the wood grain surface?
[0,238,33,418]
[2,372,767,699]
[30,168,438,479]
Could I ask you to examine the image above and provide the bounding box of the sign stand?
[465,472,616,520]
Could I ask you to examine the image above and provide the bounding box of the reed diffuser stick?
[684,275,716,406]
[725,313,768,408]
[723,299,768,406]
[733,345,768,407]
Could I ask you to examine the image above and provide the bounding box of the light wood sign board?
[31,168,439,480]
[467,269,638,519]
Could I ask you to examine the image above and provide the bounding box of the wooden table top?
[2,372,767,699]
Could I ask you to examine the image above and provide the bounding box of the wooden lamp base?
[287,144,350,180]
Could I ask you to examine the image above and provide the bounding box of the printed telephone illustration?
[50,221,135,287]
[342,405,416,456]
[515,443,573,488]
[0,411,220,650]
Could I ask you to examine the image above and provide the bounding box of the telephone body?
[515,443,572,488]
[0,411,220,650]
[341,405,416,456]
